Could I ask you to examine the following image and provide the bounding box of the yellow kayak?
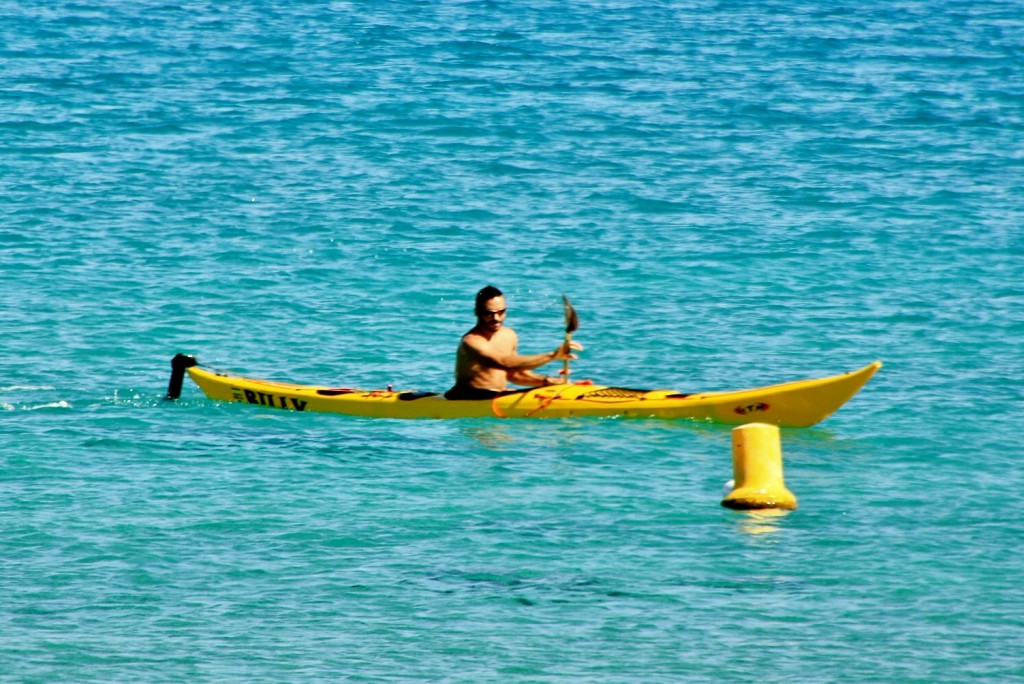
[169,355,881,427]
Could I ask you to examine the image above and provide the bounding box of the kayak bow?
[170,355,881,427]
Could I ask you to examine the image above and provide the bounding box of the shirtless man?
[445,286,584,400]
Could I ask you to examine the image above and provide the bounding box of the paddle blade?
[562,295,579,334]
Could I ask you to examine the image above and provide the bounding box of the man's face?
[477,296,508,332]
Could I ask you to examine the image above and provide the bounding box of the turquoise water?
[2,0,1023,680]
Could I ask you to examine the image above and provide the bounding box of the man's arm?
[508,369,565,387]
[462,334,578,372]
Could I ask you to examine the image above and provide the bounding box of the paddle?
[561,294,579,380]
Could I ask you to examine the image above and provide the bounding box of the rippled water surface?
[2,1,1023,681]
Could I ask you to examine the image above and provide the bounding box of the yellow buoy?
[722,423,797,511]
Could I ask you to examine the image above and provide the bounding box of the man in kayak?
[445,285,583,400]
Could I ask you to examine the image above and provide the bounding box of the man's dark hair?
[475,285,503,314]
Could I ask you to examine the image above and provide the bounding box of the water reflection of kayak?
[167,354,881,427]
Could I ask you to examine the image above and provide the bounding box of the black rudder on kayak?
[166,353,198,400]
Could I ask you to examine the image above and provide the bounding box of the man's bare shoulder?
[459,329,490,354]
[462,326,517,344]
[459,329,485,347]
